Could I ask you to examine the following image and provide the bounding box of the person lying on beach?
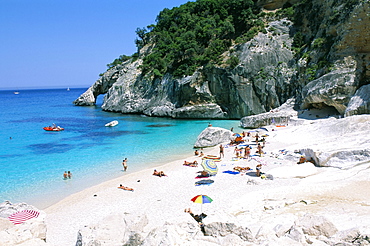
[196,170,210,178]
[118,184,134,191]
[153,169,167,177]
[297,155,307,164]
[233,166,251,172]
[183,160,198,167]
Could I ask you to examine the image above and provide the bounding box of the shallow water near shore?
[0,88,240,209]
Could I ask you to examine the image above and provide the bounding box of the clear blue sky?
[0,0,190,90]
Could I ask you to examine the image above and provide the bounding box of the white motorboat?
[105,120,119,127]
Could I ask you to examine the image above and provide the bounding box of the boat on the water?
[43,124,64,131]
[105,120,119,127]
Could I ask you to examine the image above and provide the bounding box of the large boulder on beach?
[294,214,338,238]
[345,84,370,116]
[194,127,233,148]
[76,213,148,246]
[204,222,254,242]
[300,57,359,115]
[141,222,205,246]
[0,201,38,218]
[240,99,297,128]
[0,202,46,246]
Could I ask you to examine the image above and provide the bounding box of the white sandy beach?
[41,112,370,245]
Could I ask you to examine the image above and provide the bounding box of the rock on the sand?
[268,163,317,179]
[194,127,233,148]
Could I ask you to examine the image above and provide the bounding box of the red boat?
[43,124,64,131]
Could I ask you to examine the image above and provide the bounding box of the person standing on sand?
[257,143,263,157]
[122,158,128,171]
[244,146,251,159]
[219,144,224,158]
[256,164,262,177]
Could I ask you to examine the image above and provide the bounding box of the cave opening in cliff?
[300,103,341,119]
[95,94,105,107]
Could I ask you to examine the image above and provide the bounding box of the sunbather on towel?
[153,169,167,177]
[118,184,134,191]
[196,170,210,178]
[233,166,251,172]
[183,160,198,167]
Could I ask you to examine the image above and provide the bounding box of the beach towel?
[223,170,240,175]
[195,180,214,186]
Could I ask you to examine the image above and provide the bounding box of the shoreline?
[44,145,224,245]
[34,149,203,210]
[18,114,370,245]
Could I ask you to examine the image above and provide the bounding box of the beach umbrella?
[191,195,213,213]
[8,210,40,225]
[201,159,218,175]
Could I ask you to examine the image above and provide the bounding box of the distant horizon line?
[0,85,91,91]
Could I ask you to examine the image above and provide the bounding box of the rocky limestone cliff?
[74,0,370,119]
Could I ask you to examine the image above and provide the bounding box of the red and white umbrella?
[8,210,40,225]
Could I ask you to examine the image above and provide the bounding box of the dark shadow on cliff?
[297,106,341,120]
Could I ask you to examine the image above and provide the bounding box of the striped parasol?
[201,159,218,175]
[191,195,213,213]
[191,195,213,204]
[8,210,40,225]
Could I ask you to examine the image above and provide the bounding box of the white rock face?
[345,84,370,116]
[268,162,317,179]
[76,213,148,246]
[0,202,47,246]
[300,56,359,115]
[271,114,370,169]
[194,127,234,148]
[294,214,338,237]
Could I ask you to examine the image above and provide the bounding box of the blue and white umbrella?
[201,159,218,175]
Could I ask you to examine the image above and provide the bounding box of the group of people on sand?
[63,171,72,179]
[194,149,204,157]
[231,145,252,159]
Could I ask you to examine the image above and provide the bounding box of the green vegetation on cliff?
[137,0,263,77]
[106,0,294,78]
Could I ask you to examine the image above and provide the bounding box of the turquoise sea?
[0,88,240,209]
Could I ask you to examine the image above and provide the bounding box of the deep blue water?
[0,88,240,208]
